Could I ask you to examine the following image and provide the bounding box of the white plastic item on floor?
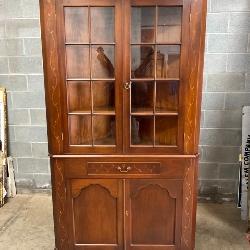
[241,106,250,221]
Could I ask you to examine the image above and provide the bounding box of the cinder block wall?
[200,0,250,199]
[0,0,249,195]
[0,0,50,191]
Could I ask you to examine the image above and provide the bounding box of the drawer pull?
[117,165,132,173]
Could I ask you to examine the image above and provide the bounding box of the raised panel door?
[68,179,123,249]
[125,179,183,249]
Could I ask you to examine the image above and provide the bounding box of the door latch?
[123,82,131,90]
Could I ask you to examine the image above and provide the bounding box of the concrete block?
[4,0,23,18]
[227,54,250,73]
[201,92,224,110]
[32,143,48,157]
[248,34,250,52]
[24,38,42,56]
[15,173,35,189]
[200,146,240,163]
[15,126,48,143]
[200,129,241,146]
[27,75,44,92]
[4,0,22,18]
[219,163,239,180]
[8,126,15,142]
[0,21,5,38]
[200,111,204,128]
[6,39,24,56]
[204,54,227,73]
[229,13,250,33]
[199,163,219,180]
[207,73,245,92]
[8,109,30,125]
[9,142,32,157]
[22,0,40,18]
[5,19,40,38]
[204,110,242,129]
[12,91,45,108]
[211,0,250,12]
[0,39,6,56]
[206,13,229,33]
[202,73,207,92]
[225,93,250,109]
[9,56,43,74]
[0,57,9,73]
[207,0,211,13]
[33,174,51,189]
[30,109,47,125]
[216,180,238,194]
[17,158,49,174]
[6,91,12,110]
[0,75,9,90]
[0,75,27,91]
[207,34,248,53]
[246,74,250,91]
[199,180,237,195]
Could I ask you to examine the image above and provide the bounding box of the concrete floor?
[0,194,249,250]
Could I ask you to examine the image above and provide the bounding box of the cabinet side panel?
[51,159,70,250]
[181,158,198,250]
[40,0,63,154]
[184,0,207,154]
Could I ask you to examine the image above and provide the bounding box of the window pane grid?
[130,6,181,147]
[65,6,116,146]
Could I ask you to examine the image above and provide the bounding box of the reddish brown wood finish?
[40,0,63,155]
[125,179,183,249]
[40,0,207,249]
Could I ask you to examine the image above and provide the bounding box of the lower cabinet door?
[125,179,183,250]
[68,179,124,250]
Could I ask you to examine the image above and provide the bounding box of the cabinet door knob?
[123,82,131,90]
[117,165,132,173]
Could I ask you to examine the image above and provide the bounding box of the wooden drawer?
[88,162,161,175]
[58,156,198,179]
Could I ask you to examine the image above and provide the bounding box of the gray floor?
[0,194,249,250]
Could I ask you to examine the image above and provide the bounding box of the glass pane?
[155,116,177,145]
[93,115,116,145]
[157,7,182,44]
[67,81,91,112]
[131,81,154,113]
[131,7,155,43]
[156,81,179,112]
[131,116,154,145]
[69,115,92,145]
[93,81,115,112]
[91,7,114,43]
[156,45,180,79]
[64,7,89,43]
[131,45,155,79]
[92,46,115,78]
[66,45,90,79]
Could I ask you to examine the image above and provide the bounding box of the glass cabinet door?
[61,2,122,153]
[125,1,186,154]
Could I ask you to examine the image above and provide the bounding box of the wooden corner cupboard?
[40,0,207,249]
